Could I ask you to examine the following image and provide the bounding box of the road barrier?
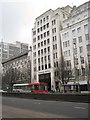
[2,92,89,103]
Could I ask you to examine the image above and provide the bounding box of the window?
[73,38,77,44]
[38,43,40,48]
[78,36,82,43]
[41,34,43,39]
[44,40,46,45]
[42,65,44,70]
[52,20,56,25]
[66,60,71,67]
[84,24,88,31]
[41,41,43,46]
[56,61,58,67]
[48,46,50,53]
[74,48,77,55]
[43,18,45,22]
[77,27,81,33]
[46,16,49,20]
[48,55,50,60]
[41,49,43,54]
[88,55,90,62]
[33,45,36,50]
[40,19,42,24]
[41,57,43,63]
[33,31,36,35]
[38,36,40,40]
[33,38,36,43]
[37,28,39,33]
[75,58,78,65]
[87,44,90,51]
[72,29,76,35]
[85,34,89,40]
[63,41,70,48]
[47,23,49,28]
[79,46,83,53]
[43,25,46,30]
[40,27,43,31]
[38,66,40,71]
[45,64,47,69]
[48,63,51,68]
[52,28,56,33]
[38,58,40,64]
[47,39,50,44]
[34,67,36,71]
[33,52,36,57]
[38,50,40,56]
[44,56,47,61]
[80,56,84,64]
[44,32,46,37]
[44,48,46,53]
[34,59,36,64]
[47,31,49,36]
[37,21,39,26]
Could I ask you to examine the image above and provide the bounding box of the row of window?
[63,24,88,38]
[37,47,50,56]
[37,16,49,26]
[63,34,89,49]
[38,63,51,71]
[37,23,49,33]
[73,44,90,55]
[37,39,50,48]
[38,55,50,64]
[37,31,50,40]
[33,38,50,46]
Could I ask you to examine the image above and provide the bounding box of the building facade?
[32,7,72,91]
[0,41,29,63]
[2,49,32,91]
[60,2,90,81]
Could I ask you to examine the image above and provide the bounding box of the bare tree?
[54,55,72,92]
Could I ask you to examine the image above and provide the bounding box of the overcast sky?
[0,0,89,45]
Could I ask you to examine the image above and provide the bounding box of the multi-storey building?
[0,41,29,62]
[2,48,32,91]
[32,6,72,91]
[60,2,90,81]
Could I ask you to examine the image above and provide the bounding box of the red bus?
[13,82,48,93]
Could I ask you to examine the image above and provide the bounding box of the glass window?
[85,34,89,40]
[78,36,82,43]
[87,44,90,51]
[80,56,84,64]
[84,24,88,31]
[77,27,81,33]
[47,31,49,36]
[79,46,83,53]
[44,40,46,45]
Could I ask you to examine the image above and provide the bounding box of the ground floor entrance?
[39,73,51,91]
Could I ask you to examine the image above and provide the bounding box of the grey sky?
[0,0,89,44]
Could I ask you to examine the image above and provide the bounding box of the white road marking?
[74,106,86,109]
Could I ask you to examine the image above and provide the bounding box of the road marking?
[74,107,86,109]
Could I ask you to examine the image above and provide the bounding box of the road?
[2,96,88,118]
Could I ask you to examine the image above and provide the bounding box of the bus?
[13,82,48,93]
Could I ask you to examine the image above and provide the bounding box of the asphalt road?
[2,96,88,118]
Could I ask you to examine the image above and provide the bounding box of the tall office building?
[60,2,90,80]
[32,6,72,91]
[0,41,29,62]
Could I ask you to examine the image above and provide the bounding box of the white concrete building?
[60,2,90,81]
[32,7,72,91]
